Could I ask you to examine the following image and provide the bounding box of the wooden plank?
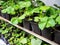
[0,16,58,45]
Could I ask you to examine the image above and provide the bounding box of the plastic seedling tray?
[0,16,58,45]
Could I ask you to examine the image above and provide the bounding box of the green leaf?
[9,37,14,41]
[18,1,31,9]
[50,14,57,18]
[11,17,19,25]
[49,7,56,15]
[18,18,22,23]
[31,38,42,45]
[2,29,8,34]
[46,7,57,18]
[57,9,60,14]
[38,22,46,30]
[0,1,4,5]
[40,16,48,22]
[56,16,60,24]
[1,9,7,13]
[46,18,56,28]
[13,5,19,10]
[11,11,15,15]
[6,6,15,15]
[36,39,42,45]
[40,6,50,11]
[25,1,31,7]
[0,29,3,33]
[38,16,48,30]
[19,14,26,20]
[34,17,39,22]
[20,38,27,44]
[32,7,40,13]
[24,11,31,16]
[31,39,36,45]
